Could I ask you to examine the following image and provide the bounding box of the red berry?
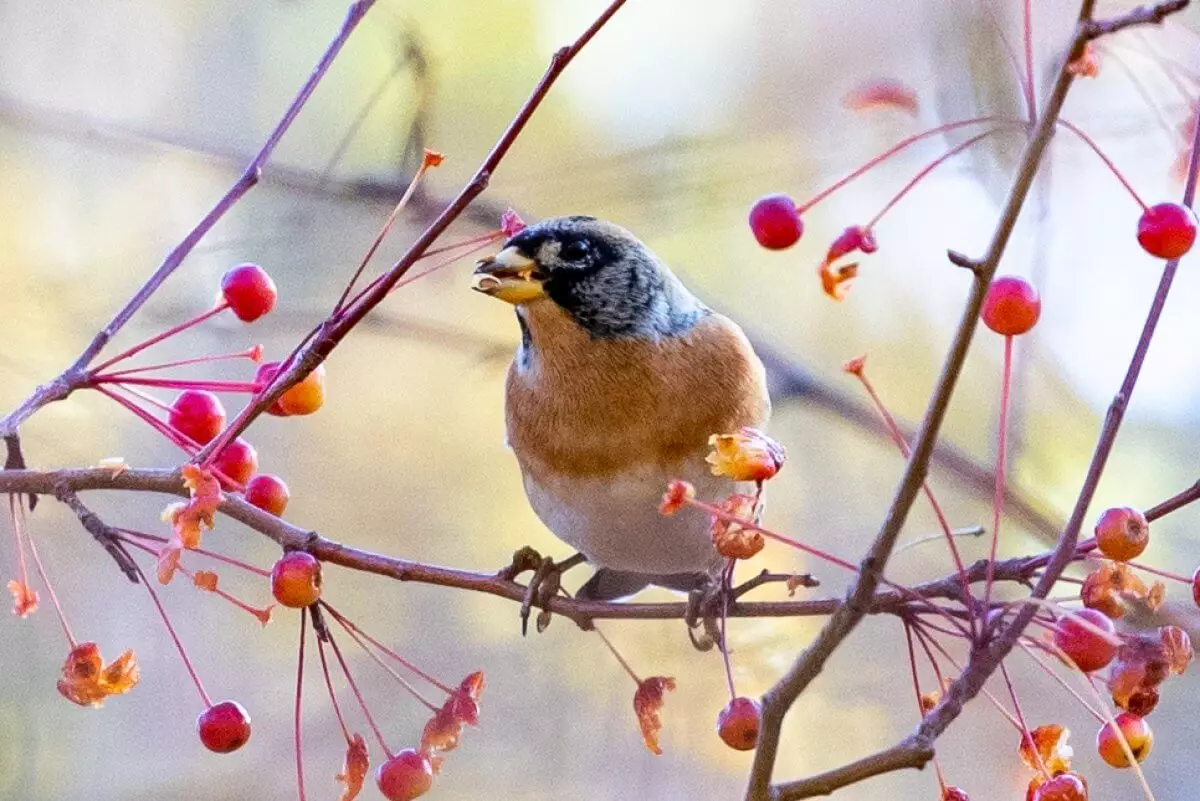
[197,700,252,753]
[749,194,804,250]
[221,263,278,322]
[1053,609,1118,673]
[213,438,258,485]
[255,361,326,417]
[981,276,1040,336]
[169,390,226,446]
[942,788,970,801]
[1097,712,1153,768]
[1192,565,1200,608]
[1094,506,1149,562]
[271,551,322,608]
[1137,202,1198,259]
[716,696,761,751]
[375,749,434,801]
[244,474,289,516]
[1030,772,1088,801]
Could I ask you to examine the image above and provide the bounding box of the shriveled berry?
[221,263,277,322]
[213,438,258,485]
[1097,712,1153,768]
[169,390,226,446]
[271,551,322,608]
[1053,609,1118,672]
[981,276,1040,336]
[256,361,326,417]
[749,194,803,250]
[244,474,289,516]
[1094,506,1149,561]
[1124,685,1160,717]
[1137,202,1197,259]
[1030,772,1088,801]
[375,749,434,801]
[717,696,761,751]
[197,700,252,753]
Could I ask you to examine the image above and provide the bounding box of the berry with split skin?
[1137,202,1198,260]
[717,696,761,751]
[271,551,322,608]
[981,276,1040,336]
[221,264,277,322]
[1097,712,1153,768]
[244,474,289,516]
[1053,609,1118,673]
[1094,506,1149,562]
[375,748,434,801]
[169,390,226,446]
[749,194,804,250]
[197,700,252,753]
[213,438,258,485]
[255,361,326,416]
[1030,773,1088,801]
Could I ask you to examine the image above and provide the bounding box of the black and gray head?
[472,216,706,339]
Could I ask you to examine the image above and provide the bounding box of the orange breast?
[505,300,770,481]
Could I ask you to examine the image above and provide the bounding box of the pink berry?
[1030,773,1088,801]
[197,700,252,753]
[1137,202,1197,259]
[981,276,1040,336]
[1053,609,1118,673]
[717,696,761,751]
[375,749,434,801]
[749,194,803,250]
[221,264,278,322]
[244,474,290,516]
[213,438,258,485]
[169,390,226,446]
[1192,565,1200,608]
[271,551,322,608]
[1097,712,1153,768]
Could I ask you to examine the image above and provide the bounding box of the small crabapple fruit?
[1030,772,1088,801]
[255,361,326,416]
[941,787,970,801]
[271,551,322,608]
[1053,609,1118,673]
[213,438,258,485]
[244,474,289,516]
[221,263,277,322]
[169,390,226,445]
[1094,506,1149,562]
[197,700,252,753]
[1191,565,1200,609]
[1097,712,1153,768]
[981,276,1040,336]
[748,194,803,250]
[717,696,761,751]
[1137,202,1198,259]
[375,748,434,801]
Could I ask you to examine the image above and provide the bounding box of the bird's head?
[472,216,702,338]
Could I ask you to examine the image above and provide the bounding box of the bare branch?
[1085,0,1190,39]
[51,486,139,583]
[771,735,934,801]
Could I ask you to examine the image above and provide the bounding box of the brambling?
[473,216,771,601]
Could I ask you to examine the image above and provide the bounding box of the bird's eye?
[559,239,591,263]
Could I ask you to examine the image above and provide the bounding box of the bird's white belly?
[521,460,734,574]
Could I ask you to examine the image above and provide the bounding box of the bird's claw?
[684,577,725,652]
[502,547,586,635]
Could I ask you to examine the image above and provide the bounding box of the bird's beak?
[471,247,545,304]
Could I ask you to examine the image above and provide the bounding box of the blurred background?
[2,0,1200,798]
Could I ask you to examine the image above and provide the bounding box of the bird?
[472,216,771,601]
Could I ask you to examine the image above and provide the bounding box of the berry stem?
[345,232,505,310]
[594,625,641,685]
[1075,672,1159,801]
[98,347,262,379]
[118,537,273,621]
[721,560,737,700]
[999,661,1050,779]
[328,608,440,713]
[982,334,1015,626]
[295,608,308,801]
[321,603,454,694]
[123,546,212,707]
[316,636,353,744]
[1015,639,1106,724]
[7,495,35,616]
[115,529,271,576]
[794,117,1008,214]
[684,497,858,573]
[93,385,197,451]
[1124,560,1191,584]
[901,623,949,797]
[864,127,1010,231]
[1057,118,1148,209]
[325,626,393,757]
[18,498,76,646]
[1023,0,1037,123]
[918,629,1024,732]
[88,303,230,375]
[92,377,261,393]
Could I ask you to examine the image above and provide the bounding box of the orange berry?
[1094,506,1149,561]
[244,474,289,516]
[270,552,322,608]
[1030,773,1088,801]
[981,276,1040,336]
[1097,712,1153,768]
[256,361,325,416]
[716,697,761,751]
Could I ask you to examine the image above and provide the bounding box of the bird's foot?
[684,575,726,652]
[499,547,586,635]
